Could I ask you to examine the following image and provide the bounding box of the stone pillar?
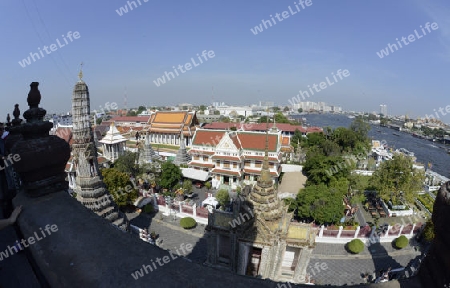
[337,226,343,238]
[354,226,360,238]
[237,242,249,275]
[193,203,197,218]
[179,203,182,214]
[319,225,324,238]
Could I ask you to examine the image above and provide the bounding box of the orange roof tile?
[211,168,241,176]
[243,155,281,161]
[211,155,242,161]
[243,168,279,177]
[192,130,225,146]
[236,132,277,151]
[188,149,215,155]
[153,112,186,123]
[188,162,215,168]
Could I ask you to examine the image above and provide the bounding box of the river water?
[292,114,450,178]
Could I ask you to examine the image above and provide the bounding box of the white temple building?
[99,122,127,163]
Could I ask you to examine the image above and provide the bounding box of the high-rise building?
[71,69,129,231]
[380,104,388,116]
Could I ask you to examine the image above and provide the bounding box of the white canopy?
[202,197,219,208]
[181,168,210,181]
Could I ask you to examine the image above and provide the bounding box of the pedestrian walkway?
[127,210,424,286]
[127,211,207,264]
[307,242,422,285]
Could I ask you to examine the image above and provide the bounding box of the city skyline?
[1,0,450,120]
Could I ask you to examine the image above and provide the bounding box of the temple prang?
[71,72,129,231]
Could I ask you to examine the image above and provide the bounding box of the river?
[292,113,450,178]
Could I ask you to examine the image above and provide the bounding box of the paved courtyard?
[278,172,306,195]
[127,211,425,286]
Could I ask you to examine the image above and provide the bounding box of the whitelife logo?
[0,224,58,261]
[116,0,149,16]
[288,69,350,106]
[131,243,193,280]
[376,22,439,59]
[153,50,215,87]
[250,0,313,35]
[18,31,81,68]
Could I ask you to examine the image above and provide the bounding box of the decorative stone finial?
[10,82,70,197]
[23,82,47,124]
[6,114,11,127]
[11,104,22,127]
[27,82,41,108]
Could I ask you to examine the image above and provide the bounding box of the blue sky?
[1,0,449,121]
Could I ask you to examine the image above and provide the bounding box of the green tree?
[297,108,303,113]
[216,189,230,208]
[182,179,193,194]
[370,154,425,204]
[205,181,212,190]
[126,110,137,116]
[291,129,303,150]
[274,112,291,124]
[292,184,343,225]
[159,162,182,189]
[96,117,103,125]
[421,219,434,242]
[258,115,269,123]
[101,168,138,207]
[113,151,139,175]
[136,106,146,115]
[271,107,280,112]
[350,117,371,142]
[199,105,207,111]
[283,106,290,112]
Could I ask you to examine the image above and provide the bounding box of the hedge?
[394,235,409,249]
[180,217,197,229]
[347,239,364,254]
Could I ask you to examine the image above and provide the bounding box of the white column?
[410,224,416,236]
[354,226,360,238]
[398,225,404,237]
[384,225,391,238]
[337,226,343,238]
[319,225,324,238]
[193,203,197,218]
[179,203,182,214]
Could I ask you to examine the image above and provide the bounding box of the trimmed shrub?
[394,235,409,249]
[421,219,434,242]
[347,239,364,254]
[180,217,197,229]
[143,204,154,214]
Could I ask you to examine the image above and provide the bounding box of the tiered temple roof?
[99,122,127,145]
[148,110,198,136]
